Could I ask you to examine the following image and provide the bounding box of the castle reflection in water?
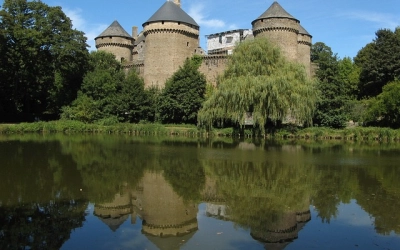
[94,170,311,249]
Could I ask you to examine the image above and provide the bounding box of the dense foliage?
[355,28,400,98]
[0,0,399,131]
[198,38,318,134]
[363,80,400,128]
[0,0,89,121]
[311,42,359,128]
[158,55,207,124]
[61,51,154,124]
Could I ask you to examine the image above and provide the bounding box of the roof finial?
[173,0,181,8]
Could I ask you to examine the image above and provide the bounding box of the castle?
[95,0,312,88]
[94,170,311,248]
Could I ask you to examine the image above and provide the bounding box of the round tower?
[95,20,134,63]
[297,24,312,77]
[250,211,299,244]
[139,171,198,237]
[93,191,132,232]
[251,1,299,62]
[142,1,200,88]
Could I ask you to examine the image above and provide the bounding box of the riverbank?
[1,121,400,141]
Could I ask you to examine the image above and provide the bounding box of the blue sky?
[45,0,400,59]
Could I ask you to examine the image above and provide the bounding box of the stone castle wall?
[143,22,199,88]
[105,2,313,87]
[199,55,228,85]
[135,171,198,237]
[95,36,133,62]
[297,34,312,77]
[253,18,300,62]
[132,33,146,61]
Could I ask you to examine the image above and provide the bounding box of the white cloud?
[228,24,239,30]
[63,7,108,50]
[343,11,400,29]
[188,3,226,29]
[63,8,85,30]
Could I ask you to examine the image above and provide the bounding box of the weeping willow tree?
[198,37,319,134]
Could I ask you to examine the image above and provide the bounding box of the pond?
[0,134,400,250]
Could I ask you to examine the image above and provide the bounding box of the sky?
[43,0,400,59]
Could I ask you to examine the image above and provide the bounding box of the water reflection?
[0,137,88,249]
[0,135,399,249]
[93,171,198,239]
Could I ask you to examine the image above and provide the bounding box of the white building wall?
[206,29,253,53]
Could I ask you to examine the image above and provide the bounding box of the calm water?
[0,134,400,250]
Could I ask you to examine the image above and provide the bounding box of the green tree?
[61,51,124,123]
[0,0,89,119]
[311,42,358,128]
[62,51,153,123]
[158,55,207,124]
[355,28,400,98]
[116,70,155,123]
[198,37,318,134]
[363,80,400,128]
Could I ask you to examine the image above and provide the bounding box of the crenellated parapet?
[142,1,200,88]
[199,55,228,86]
[298,40,312,46]
[142,218,198,237]
[95,20,134,63]
[95,1,313,88]
[252,2,300,63]
[253,26,298,36]
[96,42,134,50]
[297,24,312,77]
[143,27,199,39]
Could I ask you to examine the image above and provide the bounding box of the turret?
[251,2,299,62]
[137,171,198,237]
[95,20,134,63]
[298,25,312,77]
[142,1,200,88]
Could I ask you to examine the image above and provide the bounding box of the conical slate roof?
[143,1,199,27]
[252,1,299,24]
[96,20,132,39]
[97,214,130,232]
[299,24,311,37]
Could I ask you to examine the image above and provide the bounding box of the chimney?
[173,0,181,8]
[132,26,138,39]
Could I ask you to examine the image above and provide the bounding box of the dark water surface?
[0,134,400,250]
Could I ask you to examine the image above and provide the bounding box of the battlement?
[95,1,312,87]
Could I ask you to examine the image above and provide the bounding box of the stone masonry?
[95,1,312,87]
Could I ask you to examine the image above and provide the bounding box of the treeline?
[311,27,400,129]
[1,0,400,131]
[58,51,206,125]
[0,0,206,125]
[0,0,89,121]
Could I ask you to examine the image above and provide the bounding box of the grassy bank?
[1,121,400,141]
[0,121,201,136]
[275,126,400,141]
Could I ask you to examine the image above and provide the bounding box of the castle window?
[178,22,181,25]
[162,21,164,24]
[219,35,222,43]
[187,42,189,46]
[226,36,233,44]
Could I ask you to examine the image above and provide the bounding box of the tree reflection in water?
[0,138,88,250]
[1,135,400,249]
